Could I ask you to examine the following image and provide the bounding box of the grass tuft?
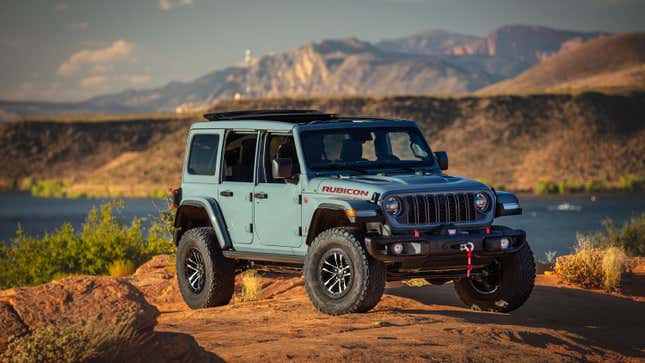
[108,259,137,277]
[239,270,262,302]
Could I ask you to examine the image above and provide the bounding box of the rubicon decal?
[321,186,370,197]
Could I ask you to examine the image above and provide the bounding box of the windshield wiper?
[368,162,434,175]
[310,164,368,175]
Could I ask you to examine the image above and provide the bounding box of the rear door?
[217,131,259,245]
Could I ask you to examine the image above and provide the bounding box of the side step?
[222,250,305,265]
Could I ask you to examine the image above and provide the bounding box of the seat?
[340,139,365,162]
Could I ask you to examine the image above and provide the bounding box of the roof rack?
[203,109,339,123]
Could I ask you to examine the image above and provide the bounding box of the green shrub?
[618,174,644,191]
[29,180,67,198]
[0,201,175,289]
[601,213,645,257]
[108,259,137,277]
[534,180,559,195]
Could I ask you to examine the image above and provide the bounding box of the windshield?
[300,127,436,172]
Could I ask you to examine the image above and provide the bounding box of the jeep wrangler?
[172,109,535,315]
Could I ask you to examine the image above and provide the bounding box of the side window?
[261,134,300,184]
[187,134,220,175]
[222,132,257,182]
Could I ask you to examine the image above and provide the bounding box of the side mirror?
[272,158,293,179]
[434,151,448,170]
[495,191,522,217]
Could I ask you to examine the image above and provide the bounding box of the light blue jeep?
[173,110,535,315]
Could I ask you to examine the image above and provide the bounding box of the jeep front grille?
[393,192,486,225]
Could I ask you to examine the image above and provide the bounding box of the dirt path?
[151,273,645,362]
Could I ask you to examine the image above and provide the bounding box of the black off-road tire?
[454,242,535,313]
[177,227,235,309]
[304,228,386,315]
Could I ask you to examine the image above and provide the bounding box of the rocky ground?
[2,255,644,362]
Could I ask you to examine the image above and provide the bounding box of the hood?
[306,173,490,199]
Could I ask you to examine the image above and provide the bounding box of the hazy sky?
[1,0,644,102]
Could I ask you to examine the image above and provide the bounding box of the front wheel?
[454,242,535,312]
[304,228,386,315]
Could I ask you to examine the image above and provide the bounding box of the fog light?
[500,238,510,249]
[392,243,404,255]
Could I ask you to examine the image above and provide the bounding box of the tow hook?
[460,242,474,278]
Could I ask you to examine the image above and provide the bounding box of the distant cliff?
[1,92,643,195]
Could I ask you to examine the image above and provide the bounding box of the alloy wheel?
[184,248,206,293]
[319,249,353,298]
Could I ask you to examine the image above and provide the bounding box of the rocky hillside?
[0,93,643,195]
[480,33,645,94]
[0,25,609,119]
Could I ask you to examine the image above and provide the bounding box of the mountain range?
[0,25,627,119]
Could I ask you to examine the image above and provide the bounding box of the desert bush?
[108,259,137,277]
[601,213,645,256]
[2,321,144,362]
[0,201,175,289]
[618,174,643,191]
[602,247,627,290]
[29,179,67,198]
[534,180,559,195]
[554,235,626,290]
[239,270,262,302]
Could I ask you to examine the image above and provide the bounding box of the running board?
[222,250,305,265]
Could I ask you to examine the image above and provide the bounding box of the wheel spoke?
[322,267,335,274]
[188,271,200,285]
[327,278,340,292]
[323,274,336,287]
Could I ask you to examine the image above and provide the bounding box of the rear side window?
[187,134,220,175]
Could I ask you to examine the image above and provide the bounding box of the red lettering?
[321,186,370,198]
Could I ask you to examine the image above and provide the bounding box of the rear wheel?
[454,242,535,312]
[177,227,235,309]
[304,228,386,315]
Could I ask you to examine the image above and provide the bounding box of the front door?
[253,133,303,247]
[217,131,258,245]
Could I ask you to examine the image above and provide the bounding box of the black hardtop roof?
[203,109,399,124]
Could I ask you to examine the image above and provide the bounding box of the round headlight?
[385,196,401,215]
[474,192,490,213]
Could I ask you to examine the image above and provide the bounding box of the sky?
[1,0,644,102]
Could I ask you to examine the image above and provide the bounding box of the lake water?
[1,192,643,260]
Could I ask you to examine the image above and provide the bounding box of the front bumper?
[364,227,526,264]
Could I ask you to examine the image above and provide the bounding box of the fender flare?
[174,197,232,249]
[306,199,383,244]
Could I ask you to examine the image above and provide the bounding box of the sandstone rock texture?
[0,273,220,362]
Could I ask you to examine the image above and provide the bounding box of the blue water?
[1,192,643,259]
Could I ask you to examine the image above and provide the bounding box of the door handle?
[254,192,268,199]
[220,190,233,197]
